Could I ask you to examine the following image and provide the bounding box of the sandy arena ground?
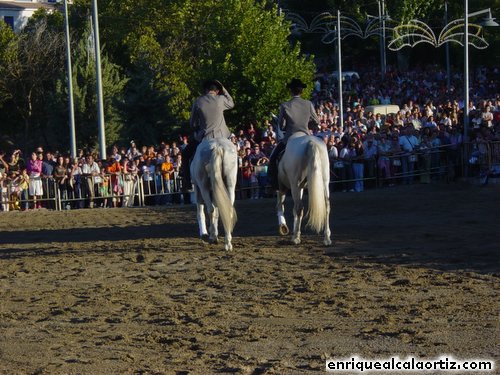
[0,182,498,374]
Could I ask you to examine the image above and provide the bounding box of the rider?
[268,78,320,190]
[181,79,234,192]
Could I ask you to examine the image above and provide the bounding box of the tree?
[97,0,316,130]
[65,23,128,152]
[120,64,178,145]
[0,16,66,151]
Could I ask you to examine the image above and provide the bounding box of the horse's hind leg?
[276,191,289,235]
[209,206,219,244]
[224,229,232,251]
[194,186,208,238]
[323,195,332,246]
[195,193,209,242]
[291,187,304,244]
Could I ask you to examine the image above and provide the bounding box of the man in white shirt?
[81,154,101,208]
[398,126,420,184]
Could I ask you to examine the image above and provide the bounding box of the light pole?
[445,1,451,92]
[63,0,76,159]
[387,6,497,177]
[336,10,343,130]
[463,6,499,177]
[463,7,498,144]
[378,0,387,78]
[91,0,106,159]
[285,10,395,129]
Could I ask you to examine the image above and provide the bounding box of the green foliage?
[0,18,66,150]
[67,24,128,151]
[121,63,178,145]
[98,0,316,130]
[0,22,17,104]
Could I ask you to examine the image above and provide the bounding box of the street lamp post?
[378,0,387,78]
[336,10,343,130]
[63,0,76,159]
[284,10,395,129]
[387,6,497,177]
[463,5,498,176]
[445,1,451,92]
[463,0,470,145]
[91,0,106,159]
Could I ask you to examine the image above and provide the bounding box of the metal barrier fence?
[0,172,187,212]
[1,141,499,211]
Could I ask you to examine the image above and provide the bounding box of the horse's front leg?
[291,187,304,244]
[276,191,288,235]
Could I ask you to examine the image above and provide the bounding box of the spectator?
[351,136,365,192]
[363,134,378,188]
[53,155,68,205]
[240,158,257,199]
[69,158,84,209]
[27,151,43,209]
[121,157,135,208]
[377,134,393,187]
[141,157,156,205]
[16,168,30,211]
[339,139,354,192]
[42,151,56,209]
[106,155,123,208]
[398,126,420,184]
[110,145,122,162]
[160,155,175,203]
[81,154,101,208]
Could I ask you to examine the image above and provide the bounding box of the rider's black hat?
[203,79,223,92]
[287,78,307,89]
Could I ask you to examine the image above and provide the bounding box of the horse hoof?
[324,239,332,246]
[292,238,301,245]
[279,224,289,236]
[201,234,210,243]
[209,237,219,245]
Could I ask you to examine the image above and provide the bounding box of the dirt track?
[0,183,498,374]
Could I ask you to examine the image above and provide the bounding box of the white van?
[365,104,400,116]
[329,71,360,81]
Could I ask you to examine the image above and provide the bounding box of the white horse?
[190,138,238,251]
[276,132,332,246]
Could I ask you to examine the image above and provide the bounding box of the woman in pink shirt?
[27,151,43,209]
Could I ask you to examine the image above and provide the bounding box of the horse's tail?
[306,140,328,233]
[210,145,237,233]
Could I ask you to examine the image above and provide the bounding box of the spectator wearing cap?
[268,78,320,190]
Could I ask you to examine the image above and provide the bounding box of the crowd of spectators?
[1,65,499,211]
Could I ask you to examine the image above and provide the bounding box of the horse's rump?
[190,138,238,250]
[277,133,331,244]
